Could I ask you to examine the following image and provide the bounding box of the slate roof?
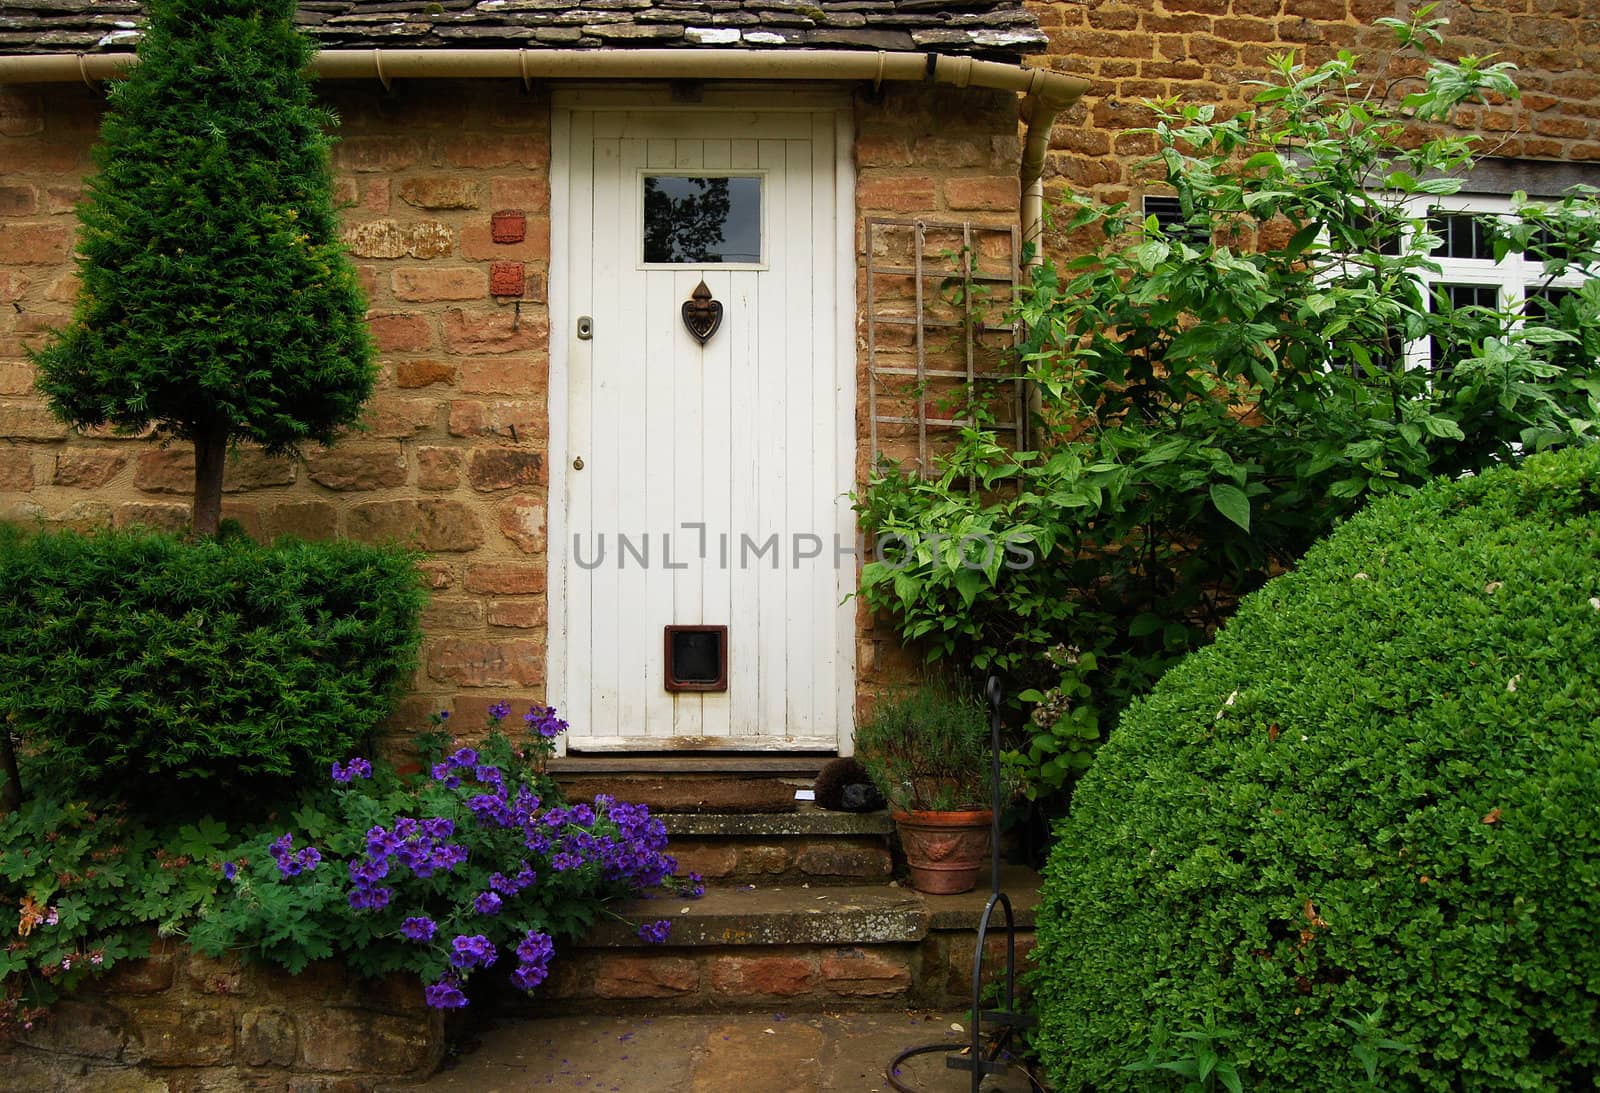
[0,1,1048,59]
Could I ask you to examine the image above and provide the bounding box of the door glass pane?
[643,175,761,264]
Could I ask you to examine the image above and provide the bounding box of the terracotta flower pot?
[892,809,992,895]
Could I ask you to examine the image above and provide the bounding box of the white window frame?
[1400,193,1595,372]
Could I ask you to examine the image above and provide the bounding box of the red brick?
[442,134,550,170]
[0,448,34,491]
[393,359,457,389]
[398,176,480,210]
[490,210,527,243]
[416,447,462,490]
[487,599,547,629]
[669,844,739,878]
[590,956,698,999]
[53,450,127,488]
[820,949,912,997]
[461,222,549,262]
[711,956,816,999]
[464,563,546,595]
[304,447,407,491]
[0,223,71,265]
[468,447,543,491]
[369,312,435,353]
[489,261,526,297]
[347,499,485,551]
[944,176,1020,212]
[490,176,551,209]
[426,637,544,686]
[442,307,545,355]
[0,185,38,216]
[499,494,546,553]
[392,266,487,302]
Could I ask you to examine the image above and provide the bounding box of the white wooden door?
[558,105,853,752]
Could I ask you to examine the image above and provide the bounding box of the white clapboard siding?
[563,107,847,752]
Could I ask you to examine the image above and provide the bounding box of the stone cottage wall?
[2,0,1596,732]
[0,940,443,1091]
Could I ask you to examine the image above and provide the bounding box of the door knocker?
[681,280,723,345]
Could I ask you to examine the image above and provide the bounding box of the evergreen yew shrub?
[0,528,425,806]
[1031,447,1600,1091]
[30,0,373,537]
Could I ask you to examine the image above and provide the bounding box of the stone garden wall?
[0,940,443,1092]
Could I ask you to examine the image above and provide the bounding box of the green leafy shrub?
[0,797,234,1032]
[0,526,425,804]
[1031,446,1600,1091]
[856,15,1600,799]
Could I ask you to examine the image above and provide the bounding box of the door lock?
[572,456,584,471]
[576,316,593,340]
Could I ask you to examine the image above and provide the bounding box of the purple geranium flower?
[637,920,672,944]
[449,934,498,970]
[474,890,503,915]
[424,977,469,1009]
[401,916,437,942]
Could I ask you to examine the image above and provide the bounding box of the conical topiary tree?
[31,0,374,537]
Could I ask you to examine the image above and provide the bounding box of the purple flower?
[447,747,480,769]
[222,861,237,881]
[430,762,461,789]
[510,930,555,991]
[474,890,504,916]
[270,833,319,878]
[401,916,437,942]
[524,704,569,739]
[349,884,392,911]
[424,977,468,1009]
[551,850,583,872]
[449,934,498,970]
[488,701,512,722]
[331,757,374,783]
[638,920,672,945]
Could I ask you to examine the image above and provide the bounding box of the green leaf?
[1209,483,1251,532]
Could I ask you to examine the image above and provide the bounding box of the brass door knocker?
[681,280,723,345]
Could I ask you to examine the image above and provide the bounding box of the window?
[1402,195,1595,371]
[641,174,763,266]
[1142,195,1210,246]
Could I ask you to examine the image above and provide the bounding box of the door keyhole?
[572,456,584,471]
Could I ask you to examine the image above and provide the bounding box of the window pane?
[1142,195,1210,246]
[643,176,762,264]
[1430,212,1494,260]
[1429,282,1500,371]
[1526,286,1574,324]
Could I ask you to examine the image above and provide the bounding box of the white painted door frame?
[547,86,857,755]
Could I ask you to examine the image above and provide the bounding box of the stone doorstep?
[507,868,1043,1013]
[662,807,899,886]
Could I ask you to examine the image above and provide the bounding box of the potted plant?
[854,681,995,895]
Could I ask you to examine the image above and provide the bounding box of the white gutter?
[0,47,1085,258]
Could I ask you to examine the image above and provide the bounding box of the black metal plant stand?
[886,675,1036,1093]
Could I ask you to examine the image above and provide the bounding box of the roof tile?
[0,0,1043,57]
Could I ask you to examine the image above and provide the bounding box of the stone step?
[517,866,1043,1016]
[662,807,896,886]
